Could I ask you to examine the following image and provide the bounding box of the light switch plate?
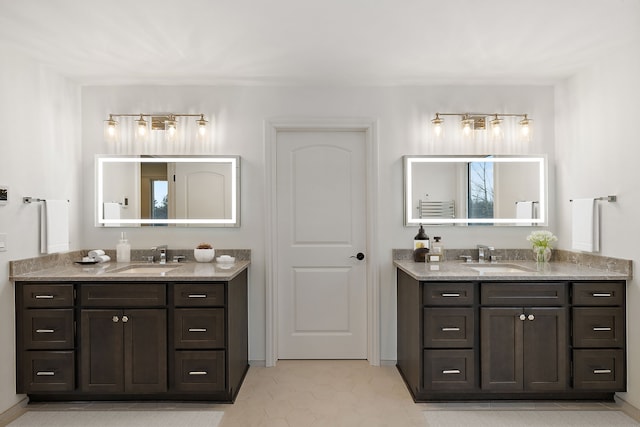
[0,185,7,205]
[0,233,6,251]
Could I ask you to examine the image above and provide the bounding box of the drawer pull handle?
[188,294,208,298]
[441,293,460,297]
[188,328,207,332]
[35,329,55,333]
[441,327,460,332]
[36,371,55,376]
[593,327,612,331]
[188,371,208,376]
[35,295,54,299]
[593,369,612,374]
[442,369,461,375]
[592,293,612,297]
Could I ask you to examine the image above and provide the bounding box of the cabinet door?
[523,307,568,391]
[124,309,167,393]
[481,307,523,391]
[80,309,124,393]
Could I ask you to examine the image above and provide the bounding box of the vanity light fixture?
[104,112,209,142]
[430,112,533,142]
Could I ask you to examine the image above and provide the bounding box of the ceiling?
[0,0,638,86]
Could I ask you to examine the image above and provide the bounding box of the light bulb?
[104,115,119,141]
[197,114,208,137]
[431,114,444,139]
[136,115,148,137]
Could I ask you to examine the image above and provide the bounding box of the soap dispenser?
[429,236,444,262]
[116,232,131,262]
[413,224,430,262]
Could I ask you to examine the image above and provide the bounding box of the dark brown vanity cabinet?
[79,283,167,394]
[17,284,75,393]
[396,269,627,401]
[572,281,626,391]
[15,269,249,402]
[480,283,569,392]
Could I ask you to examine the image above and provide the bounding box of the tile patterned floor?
[7,360,638,427]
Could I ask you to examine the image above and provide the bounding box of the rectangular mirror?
[96,155,240,227]
[404,155,547,226]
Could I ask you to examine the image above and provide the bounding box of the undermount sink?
[464,263,533,274]
[115,265,180,274]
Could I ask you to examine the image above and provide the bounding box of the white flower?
[526,230,557,249]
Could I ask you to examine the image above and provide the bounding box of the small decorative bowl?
[216,255,236,264]
[194,248,215,263]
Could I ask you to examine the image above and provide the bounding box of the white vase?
[194,248,215,263]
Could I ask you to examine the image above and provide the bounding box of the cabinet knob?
[112,316,119,323]
[122,315,129,323]
[519,314,526,321]
[527,314,535,321]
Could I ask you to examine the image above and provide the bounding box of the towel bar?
[569,196,616,202]
[23,197,70,204]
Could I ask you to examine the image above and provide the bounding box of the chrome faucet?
[151,245,168,264]
[477,244,495,263]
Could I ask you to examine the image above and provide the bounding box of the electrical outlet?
[0,185,7,205]
[0,233,6,251]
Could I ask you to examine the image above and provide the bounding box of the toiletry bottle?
[116,232,131,262]
[413,224,430,262]
[431,236,444,262]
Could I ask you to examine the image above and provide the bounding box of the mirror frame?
[404,155,547,226]
[96,155,240,227]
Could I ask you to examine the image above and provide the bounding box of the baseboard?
[380,359,397,366]
[614,395,640,422]
[0,397,28,426]
[249,360,266,367]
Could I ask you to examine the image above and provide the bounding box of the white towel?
[103,202,121,227]
[40,200,70,254]
[515,201,534,226]
[88,249,105,259]
[95,254,111,263]
[571,198,599,252]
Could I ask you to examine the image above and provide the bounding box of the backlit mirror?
[404,155,547,226]
[96,155,240,227]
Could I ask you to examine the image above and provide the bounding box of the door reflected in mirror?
[96,156,240,227]
[404,155,547,226]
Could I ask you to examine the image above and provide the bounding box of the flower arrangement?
[527,230,557,263]
[526,230,557,249]
[196,242,213,249]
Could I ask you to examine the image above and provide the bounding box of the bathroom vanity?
[395,259,629,401]
[12,259,249,402]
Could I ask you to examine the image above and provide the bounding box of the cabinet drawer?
[23,351,75,392]
[173,350,225,392]
[424,349,476,391]
[23,309,74,349]
[80,284,165,307]
[572,282,624,306]
[573,307,624,348]
[22,284,73,308]
[423,283,474,306]
[424,308,474,348]
[174,283,225,307]
[574,349,625,391]
[174,309,225,349]
[481,283,567,306]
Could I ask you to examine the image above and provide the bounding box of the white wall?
[81,85,555,364]
[0,48,81,411]
[555,40,640,407]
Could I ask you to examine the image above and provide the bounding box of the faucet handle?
[459,255,472,263]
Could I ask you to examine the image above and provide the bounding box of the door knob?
[112,316,119,323]
[122,315,129,323]
[527,314,535,321]
[350,252,365,261]
[519,314,526,321]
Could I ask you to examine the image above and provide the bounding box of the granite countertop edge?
[394,260,631,282]
[10,260,250,282]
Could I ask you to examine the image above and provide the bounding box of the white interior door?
[276,130,367,359]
